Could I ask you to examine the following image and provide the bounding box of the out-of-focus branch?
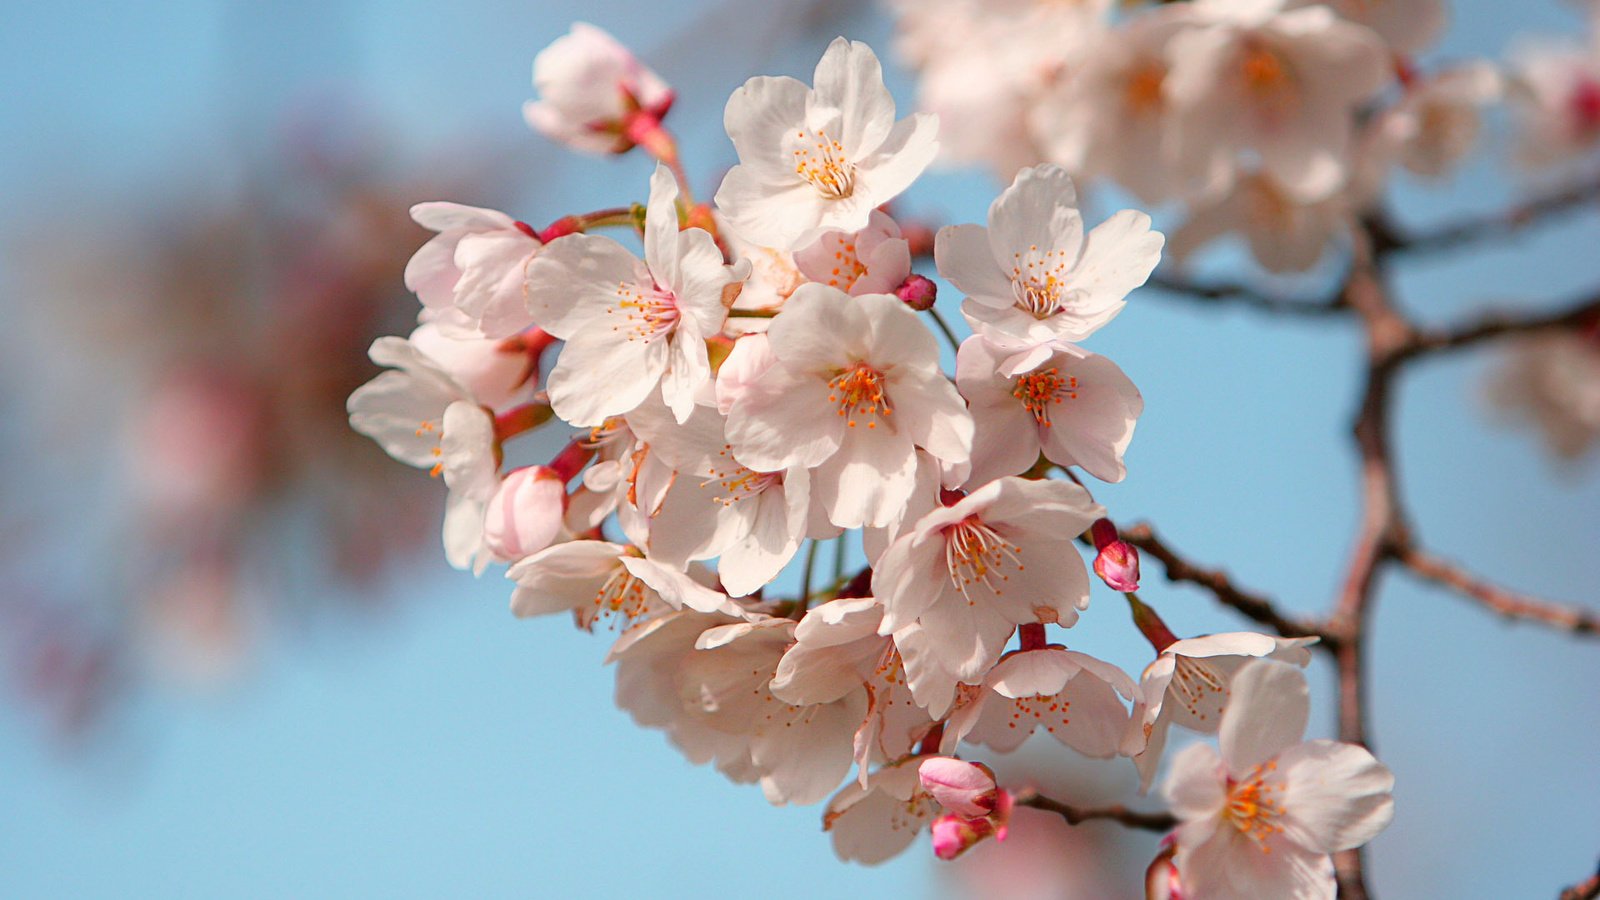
[1146,272,1347,316]
[1395,544,1600,637]
[1120,523,1334,648]
[1560,865,1600,900]
[1401,292,1600,359]
[1016,793,1177,833]
[1386,173,1600,257]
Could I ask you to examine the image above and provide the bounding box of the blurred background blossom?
[0,1,1596,897]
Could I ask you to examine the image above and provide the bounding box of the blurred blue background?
[0,1,1596,897]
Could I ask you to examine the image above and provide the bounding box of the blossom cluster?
[889,0,1600,274]
[348,22,1394,898]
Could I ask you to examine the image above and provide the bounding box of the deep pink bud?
[930,814,994,861]
[895,273,938,311]
[1090,518,1141,592]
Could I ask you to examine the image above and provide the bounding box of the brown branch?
[1401,293,1600,359]
[1560,865,1600,900]
[1395,544,1600,636]
[1387,173,1600,257]
[1146,272,1346,317]
[1017,793,1177,833]
[1121,523,1334,648]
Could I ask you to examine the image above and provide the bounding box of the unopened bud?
[896,273,938,311]
[919,757,998,818]
[930,814,993,861]
[1090,518,1141,592]
[483,466,567,561]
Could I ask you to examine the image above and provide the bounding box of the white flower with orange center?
[937,164,1163,375]
[941,645,1136,758]
[823,754,941,864]
[957,336,1143,485]
[1164,0,1392,203]
[526,163,749,427]
[715,37,939,250]
[793,209,912,297]
[724,284,972,529]
[1163,660,1395,900]
[1128,631,1316,792]
[873,476,1103,681]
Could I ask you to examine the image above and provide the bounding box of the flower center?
[792,129,857,199]
[1169,655,1228,725]
[1569,77,1600,135]
[1124,61,1166,114]
[1011,367,1078,427]
[828,363,893,429]
[822,238,870,291]
[609,281,680,342]
[943,516,1024,604]
[1225,760,1285,848]
[702,453,784,505]
[1006,693,1071,734]
[1240,43,1297,117]
[582,417,631,451]
[1009,247,1083,319]
[415,419,445,477]
[585,564,654,630]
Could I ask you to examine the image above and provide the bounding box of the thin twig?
[1017,793,1177,833]
[1560,864,1600,900]
[1146,272,1346,317]
[1401,293,1600,359]
[1120,523,1334,648]
[1395,544,1600,636]
[1387,173,1600,257]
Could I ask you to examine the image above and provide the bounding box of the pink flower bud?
[1090,518,1141,592]
[482,466,567,561]
[930,814,995,861]
[895,273,938,311]
[918,757,998,818]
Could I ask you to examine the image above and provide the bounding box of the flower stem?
[795,539,821,620]
[925,306,962,354]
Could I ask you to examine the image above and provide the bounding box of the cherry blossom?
[1316,0,1447,56]
[793,210,912,297]
[1366,62,1502,180]
[407,322,539,411]
[824,754,940,864]
[941,645,1136,757]
[874,476,1103,680]
[526,164,748,426]
[1168,170,1354,274]
[724,284,972,529]
[956,336,1142,485]
[1508,38,1600,168]
[938,164,1163,375]
[715,37,939,249]
[522,22,675,156]
[403,202,542,339]
[1163,660,1395,899]
[1165,0,1392,203]
[1488,331,1600,460]
[1130,631,1317,792]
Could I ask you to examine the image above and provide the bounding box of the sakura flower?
[1129,631,1317,792]
[770,598,949,781]
[938,164,1163,375]
[793,210,911,297]
[526,164,748,426]
[1163,660,1394,900]
[823,754,940,864]
[680,617,867,806]
[522,22,675,156]
[1165,0,1392,202]
[346,337,500,572]
[1487,331,1600,460]
[724,284,973,529]
[1168,170,1354,274]
[624,399,820,597]
[403,202,541,339]
[1033,9,1199,203]
[956,336,1142,485]
[874,476,1104,680]
[1315,0,1446,56]
[941,645,1136,758]
[1366,62,1502,180]
[1508,39,1600,168]
[715,37,939,250]
[407,322,539,414]
[508,541,738,630]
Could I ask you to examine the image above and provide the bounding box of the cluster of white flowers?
[885,0,1600,274]
[348,22,1395,898]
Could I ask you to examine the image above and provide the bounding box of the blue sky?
[1,1,1597,897]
